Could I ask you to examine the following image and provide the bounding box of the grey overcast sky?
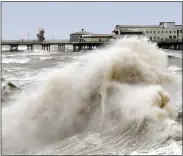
[2,2,182,40]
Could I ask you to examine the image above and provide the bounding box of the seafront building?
[70,22,182,42]
[70,29,114,42]
[112,22,182,41]
[80,34,114,42]
[70,29,92,42]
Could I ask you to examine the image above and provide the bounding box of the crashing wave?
[2,37,182,154]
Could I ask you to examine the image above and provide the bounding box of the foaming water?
[2,37,182,155]
[168,65,182,72]
[2,46,28,51]
[2,57,31,64]
[166,50,182,59]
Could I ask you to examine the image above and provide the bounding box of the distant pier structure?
[2,22,183,52]
[37,28,45,42]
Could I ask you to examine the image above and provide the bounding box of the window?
[146,31,148,33]
[166,31,168,33]
[158,31,159,33]
[161,38,163,41]
[173,36,176,39]
[170,31,171,33]
[157,36,160,40]
[180,30,182,33]
[154,37,156,39]
[154,31,155,33]
[169,36,172,39]
[150,31,151,33]
[174,31,176,33]
[150,37,152,40]
[162,31,164,33]
[177,30,179,33]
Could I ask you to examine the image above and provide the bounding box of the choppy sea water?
[1,38,182,155]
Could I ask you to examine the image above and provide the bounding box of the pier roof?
[116,25,163,29]
[114,24,165,32]
[120,29,144,32]
[70,29,93,35]
[82,34,114,37]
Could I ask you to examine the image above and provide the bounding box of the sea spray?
[2,37,182,154]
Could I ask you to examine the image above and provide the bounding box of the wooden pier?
[156,40,183,50]
[1,39,182,52]
[1,39,108,52]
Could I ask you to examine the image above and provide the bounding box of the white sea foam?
[2,46,28,51]
[168,65,182,72]
[2,37,182,155]
[2,57,31,64]
[166,52,182,59]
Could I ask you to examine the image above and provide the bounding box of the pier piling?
[10,45,18,51]
[58,45,61,52]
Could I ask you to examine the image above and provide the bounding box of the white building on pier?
[81,34,114,42]
[113,22,182,41]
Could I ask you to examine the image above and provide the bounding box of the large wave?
[2,37,182,155]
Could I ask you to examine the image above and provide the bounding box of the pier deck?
[1,39,110,45]
[1,39,182,51]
